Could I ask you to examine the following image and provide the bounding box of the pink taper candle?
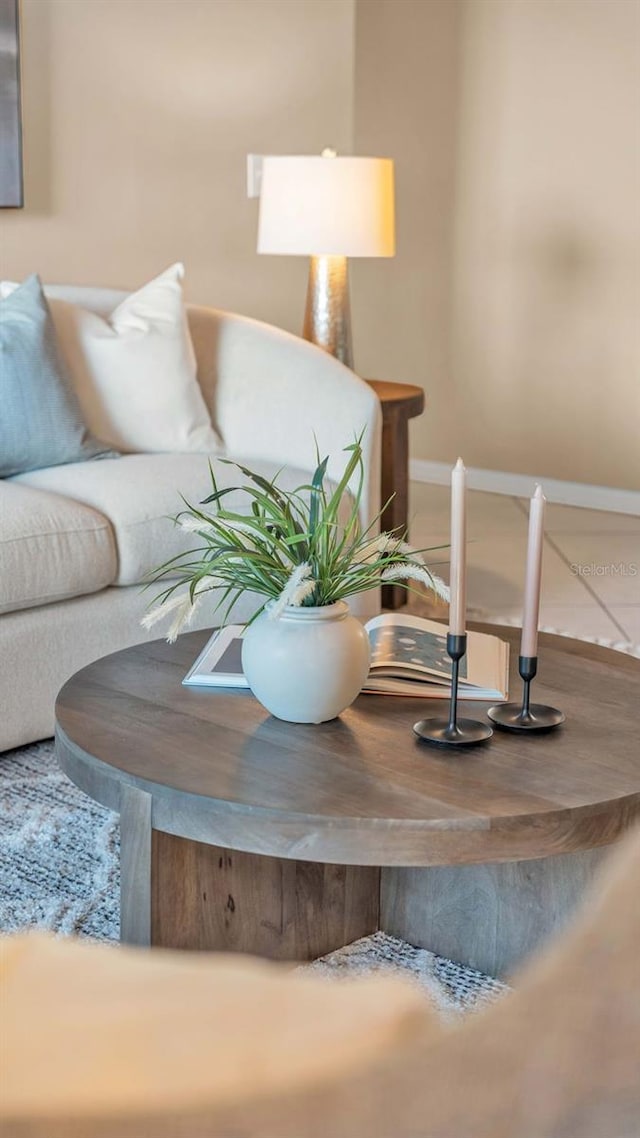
[521,485,546,658]
[449,458,467,636]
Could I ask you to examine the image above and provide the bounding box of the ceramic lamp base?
[303,254,353,369]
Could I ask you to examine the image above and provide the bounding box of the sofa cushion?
[14,453,321,588]
[0,482,117,615]
[0,275,112,477]
[1,265,221,456]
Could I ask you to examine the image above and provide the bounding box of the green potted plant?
[143,437,448,723]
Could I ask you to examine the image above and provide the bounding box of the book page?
[368,617,468,681]
[364,613,508,696]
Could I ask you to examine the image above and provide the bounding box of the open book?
[363,613,508,700]
[183,614,509,701]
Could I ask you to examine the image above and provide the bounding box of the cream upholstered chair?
[2,825,639,1138]
[1,285,381,751]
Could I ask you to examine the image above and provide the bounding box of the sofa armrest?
[187,307,382,531]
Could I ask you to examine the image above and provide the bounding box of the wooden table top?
[365,379,425,417]
[55,626,640,868]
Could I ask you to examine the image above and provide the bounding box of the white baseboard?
[409,460,640,516]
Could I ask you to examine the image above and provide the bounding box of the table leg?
[120,783,153,946]
[150,832,380,960]
[380,847,606,979]
[380,406,410,609]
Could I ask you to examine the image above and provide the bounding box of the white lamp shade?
[257,155,395,258]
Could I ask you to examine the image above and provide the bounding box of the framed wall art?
[0,0,23,208]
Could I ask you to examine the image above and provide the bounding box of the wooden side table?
[366,380,425,609]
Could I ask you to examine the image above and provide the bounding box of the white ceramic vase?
[241,601,371,724]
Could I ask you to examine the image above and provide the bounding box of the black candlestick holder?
[414,634,493,748]
[488,655,565,733]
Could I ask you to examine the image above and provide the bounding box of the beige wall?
[352,0,461,470]
[3,0,638,490]
[452,0,640,490]
[354,0,640,491]
[1,0,355,332]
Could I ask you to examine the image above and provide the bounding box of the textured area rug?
[0,742,120,942]
[0,740,507,1013]
[308,932,506,1019]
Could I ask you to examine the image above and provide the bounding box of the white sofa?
[0,285,381,752]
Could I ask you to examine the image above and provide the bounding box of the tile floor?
[408,483,640,649]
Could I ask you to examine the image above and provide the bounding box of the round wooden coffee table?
[55,625,640,977]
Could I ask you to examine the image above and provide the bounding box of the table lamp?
[257,150,395,371]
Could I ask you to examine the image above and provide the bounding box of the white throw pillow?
[1,265,220,455]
